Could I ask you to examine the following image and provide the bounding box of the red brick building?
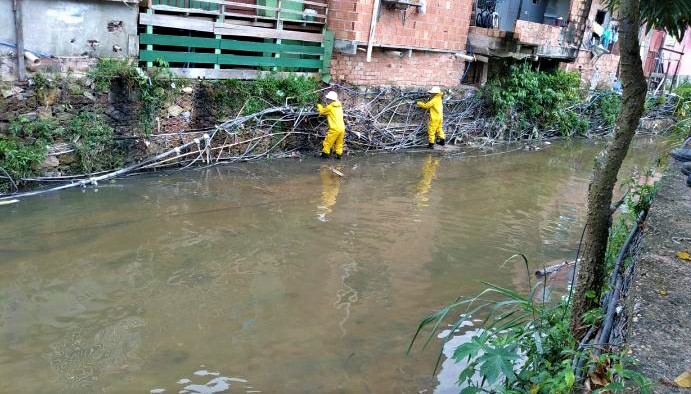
[325,0,623,89]
[327,0,474,87]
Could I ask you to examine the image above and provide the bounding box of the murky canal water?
[0,139,668,393]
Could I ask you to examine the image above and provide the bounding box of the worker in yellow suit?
[416,86,446,149]
[317,91,346,159]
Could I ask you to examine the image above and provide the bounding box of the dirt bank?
[629,160,691,392]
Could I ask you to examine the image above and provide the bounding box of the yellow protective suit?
[317,100,346,155]
[417,93,445,144]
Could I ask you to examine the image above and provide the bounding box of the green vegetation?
[670,82,691,140]
[0,116,58,183]
[481,64,587,137]
[0,111,122,188]
[206,74,319,117]
[594,91,622,126]
[89,58,175,135]
[66,111,122,173]
[0,138,47,180]
[410,175,660,393]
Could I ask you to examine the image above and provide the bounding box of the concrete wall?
[0,0,137,58]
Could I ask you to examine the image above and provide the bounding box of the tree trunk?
[569,0,647,338]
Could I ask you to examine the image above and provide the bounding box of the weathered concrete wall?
[331,49,465,87]
[0,0,137,58]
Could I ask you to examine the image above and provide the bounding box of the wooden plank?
[321,28,334,82]
[217,54,322,68]
[167,67,318,79]
[282,0,328,8]
[215,23,323,42]
[150,4,220,16]
[140,12,215,33]
[220,39,323,55]
[222,10,325,24]
[140,13,324,42]
[141,50,218,64]
[145,10,153,68]
[222,0,326,19]
[13,0,25,82]
[140,34,220,49]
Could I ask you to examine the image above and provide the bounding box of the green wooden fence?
[139,32,334,81]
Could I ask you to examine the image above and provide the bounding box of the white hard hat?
[325,91,338,101]
[428,86,441,94]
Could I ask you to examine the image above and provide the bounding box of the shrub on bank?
[481,64,587,137]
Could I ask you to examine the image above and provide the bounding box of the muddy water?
[0,139,668,393]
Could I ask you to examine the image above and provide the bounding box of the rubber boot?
[320,152,330,159]
[438,138,446,146]
[336,154,342,160]
[428,142,434,149]
[682,162,691,176]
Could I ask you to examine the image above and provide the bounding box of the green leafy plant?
[206,74,319,118]
[0,138,47,180]
[66,111,121,173]
[595,91,622,126]
[481,64,585,137]
[8,116,61,141]
[669,82,691,141]
[409,254,651,393]
[1,116,60,183]
[89,58,175,135]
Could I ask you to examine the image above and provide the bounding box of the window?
[595,10,607,25]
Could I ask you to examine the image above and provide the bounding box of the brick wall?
[331,49,465,87]
[327,0,473,51]
[514,20,564,47]
[563,51,619,88]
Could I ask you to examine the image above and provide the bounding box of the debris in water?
[0,199,19,206]
[331,167,344,177]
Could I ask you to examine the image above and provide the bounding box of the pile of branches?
[0,87,679,198]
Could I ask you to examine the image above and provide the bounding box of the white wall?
[0,0,138,57]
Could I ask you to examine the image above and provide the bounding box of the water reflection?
[316,166,341,222]
[416,155,440,208]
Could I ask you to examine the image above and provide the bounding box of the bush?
[0,138,47,180]
[0,116,59,181]
[409,257,651,393]
[671,82,691,140]
[89,58,174,135]
[481,64,585,137]
[207,75,319,118]
[595,91,622,126]
[67,111,121,173]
